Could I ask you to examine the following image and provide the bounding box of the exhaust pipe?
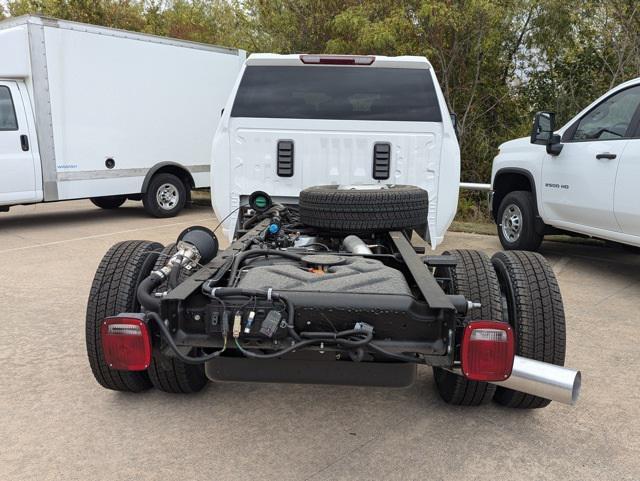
[451,356,581,405]
[343,235,373,255]
[492,356,581,405]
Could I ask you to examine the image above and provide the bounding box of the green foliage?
[5,0,640,183]
[455,190,491,223]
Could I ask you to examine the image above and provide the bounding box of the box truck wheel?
[143,173,187,218]
[91,195,126,209]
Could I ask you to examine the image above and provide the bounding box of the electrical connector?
[259,310,282,338]
[221,311,230,337]
[232,311,242,338]
[244,311,256,334]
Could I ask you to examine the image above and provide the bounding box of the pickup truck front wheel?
[497,191,543,251]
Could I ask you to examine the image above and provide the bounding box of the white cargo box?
[0,15,244,216]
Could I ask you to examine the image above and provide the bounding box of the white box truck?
[0,15,244,217]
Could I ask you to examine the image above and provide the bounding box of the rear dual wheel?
[86,241,207,394]
[492,251,566,408]
[433,250,503,405]
[86,240,163,392]
[433,249,566,409]
[147,244,208,394]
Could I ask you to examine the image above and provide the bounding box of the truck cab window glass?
[0,86,18,131]
[572,86,640,141]
[231,66,442,122]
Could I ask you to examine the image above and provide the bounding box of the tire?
[432,250,503,406]
[497,191,543,251]
[143,173,187,218]
[86,240,163,392]
[90,195,126,210]
[147,244,208,394]
[491,251,566,408]
[299,184,429,234]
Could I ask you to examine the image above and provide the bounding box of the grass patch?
[450,221,496,236]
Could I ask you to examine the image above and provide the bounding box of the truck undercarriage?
[87,186,580,408]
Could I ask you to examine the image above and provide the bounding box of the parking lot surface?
[1,200,639,481]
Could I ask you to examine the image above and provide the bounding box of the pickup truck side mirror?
[530,111,563,155]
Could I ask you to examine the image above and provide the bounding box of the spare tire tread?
[299,185,429,233]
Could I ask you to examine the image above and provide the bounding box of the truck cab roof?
[245,53,433,69]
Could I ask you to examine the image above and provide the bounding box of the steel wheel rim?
[156,183,179,210]
[501,204,523,242]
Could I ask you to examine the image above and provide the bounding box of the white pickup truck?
[491,78,640,250]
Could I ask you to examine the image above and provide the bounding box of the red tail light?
[299,54,375,65]
[461,321,514,381]
[100,315,151,371]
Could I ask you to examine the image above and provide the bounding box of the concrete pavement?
[1,200,638,481]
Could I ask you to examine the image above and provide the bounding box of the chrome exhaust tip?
[449,355,581,405]
[492,356,581,405]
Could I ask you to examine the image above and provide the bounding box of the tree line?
[3,0,640,185]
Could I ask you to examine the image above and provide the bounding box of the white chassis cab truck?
[84,54,581,409]
[491,77,640,251]
[0,15,244,217]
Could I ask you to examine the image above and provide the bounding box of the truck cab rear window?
[0,86,18,131]
[231,66,442,122]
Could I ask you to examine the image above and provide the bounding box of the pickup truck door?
[0,80,37,205]
[614,134,640,237]
[541,85,640,232]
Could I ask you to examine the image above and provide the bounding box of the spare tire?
[299,185,429,233]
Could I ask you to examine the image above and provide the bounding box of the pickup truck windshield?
[231,66,442,122]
